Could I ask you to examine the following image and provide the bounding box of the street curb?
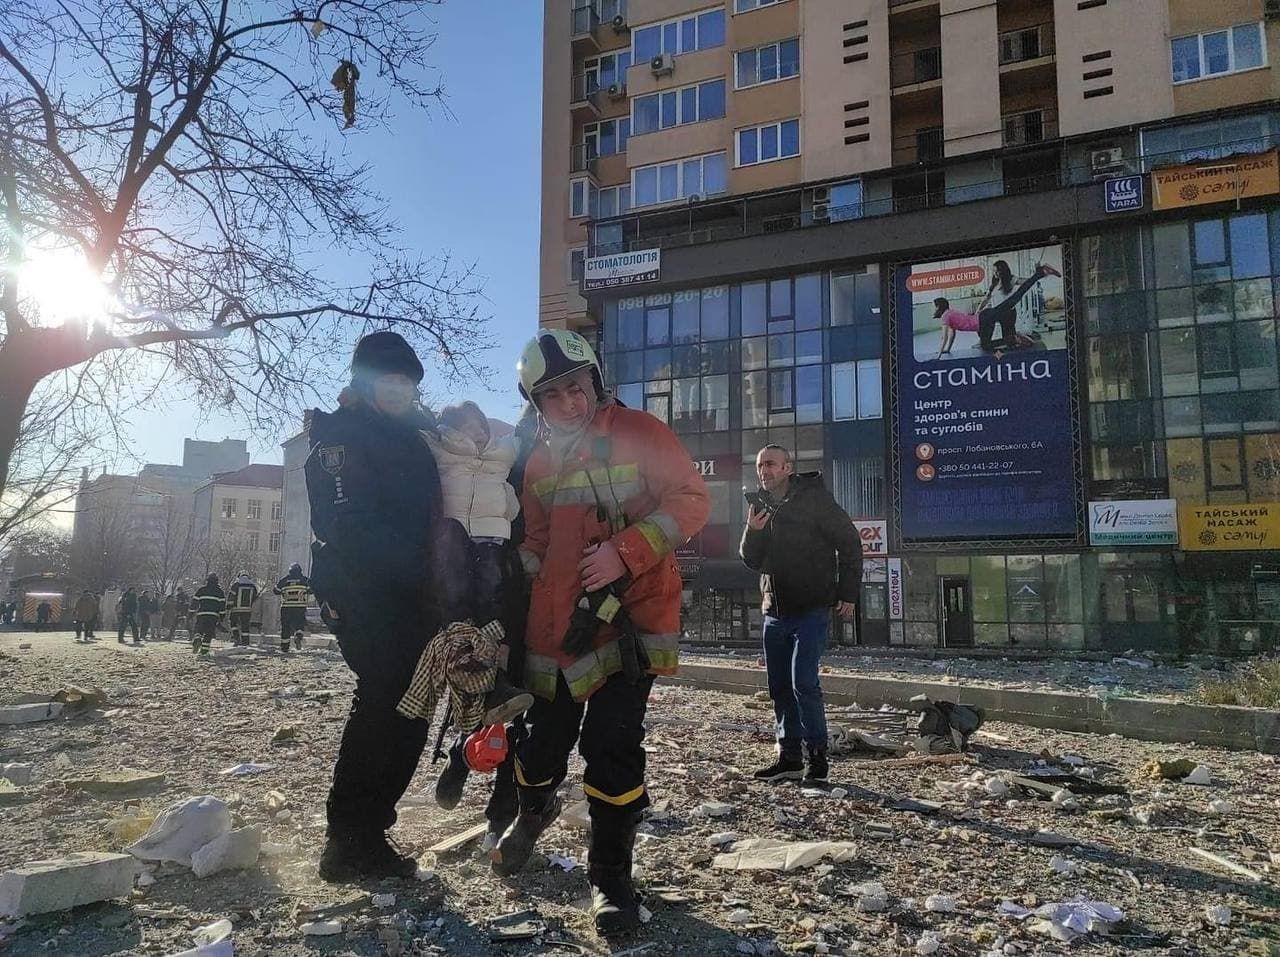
[663,662,1280,755]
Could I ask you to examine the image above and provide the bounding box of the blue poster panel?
[893,244,1081,546]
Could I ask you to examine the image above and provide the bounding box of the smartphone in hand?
[743,488,773,514]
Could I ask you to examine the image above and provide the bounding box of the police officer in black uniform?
[306,331,446,882]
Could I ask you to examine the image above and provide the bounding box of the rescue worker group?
[196,329,860,938]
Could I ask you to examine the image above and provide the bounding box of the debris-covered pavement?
[684,650,1245,704]
[2,630,1279,956]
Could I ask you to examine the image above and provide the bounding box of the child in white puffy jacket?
[426,401,520,626]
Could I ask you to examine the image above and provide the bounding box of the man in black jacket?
[306,331,445,883]
[191,575,227,655]
[117,587,139,644]
[739,444,861,784]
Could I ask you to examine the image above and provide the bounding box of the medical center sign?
[891,243,1082,547]
[583,248,661,291]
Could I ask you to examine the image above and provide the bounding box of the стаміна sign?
[1104,176,1144,213]
[1089,499,1178,546]
[891,243,1081,547]
[1152,151,1280,210]
[583,248,661,291]
[1179,503,1280,551]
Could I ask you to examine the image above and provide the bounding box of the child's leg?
[435,519,474,625]
[471,540,509,629]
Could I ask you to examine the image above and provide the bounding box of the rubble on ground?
[1,629,1278,956]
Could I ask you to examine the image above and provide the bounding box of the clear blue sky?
[123,1,542,469]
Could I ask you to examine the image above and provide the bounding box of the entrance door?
[940,577,973,648]
[859,582,889,646]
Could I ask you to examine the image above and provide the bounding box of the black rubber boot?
[319,830,417,883]
[804,743,829,783]
[753,741,805,782]
[491,791,561,877]
[589,810,643,937]
[434,737,470,810]
[482,670,535,726]
[318,832,366,883]
[359,832,419,879]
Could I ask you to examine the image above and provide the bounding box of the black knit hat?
[351,331,424,384]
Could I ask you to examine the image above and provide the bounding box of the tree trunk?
[0,348,38,506]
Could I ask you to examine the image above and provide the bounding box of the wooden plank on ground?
[427,820,489,855]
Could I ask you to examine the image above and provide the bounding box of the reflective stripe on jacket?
[519,403,710,702]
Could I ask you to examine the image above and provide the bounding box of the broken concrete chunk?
[299,920,342,936]
[190,827,262,878]
[0,763,33,786]
[0,701,63,725]
[127,797,232,867]
[0,779,35,805]
[0,852,134,918]
[66,769,166,795]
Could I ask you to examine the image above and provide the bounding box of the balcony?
[571,1,629,51]
[891,47,941,89]
[570,143,598,175]
[892,126,944,165]
[998,23,1055,67]
[1002,108,1058,148]
[570,74,604,117]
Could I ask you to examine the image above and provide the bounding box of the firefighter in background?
[490,330,710,938]
[274,563,312,652]
[192,574,226,656]
[227,571,259,646]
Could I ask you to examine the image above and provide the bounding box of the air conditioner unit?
[612,13,629,32]
[811,202,831,223]
[687,193,704,204]
[1089,146,1125,178]
[607,82,627,100]
[1266,0,1280,20]
[811,186,830,203]
[651,53,674,76]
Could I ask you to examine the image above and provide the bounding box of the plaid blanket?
[396,619,506,732]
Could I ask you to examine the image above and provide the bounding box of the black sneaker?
[491,795,562,877]
[753,745,804,782]
[804,744,829,784]
[434,740,469,810]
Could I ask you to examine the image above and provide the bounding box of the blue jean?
[762,608,829,748]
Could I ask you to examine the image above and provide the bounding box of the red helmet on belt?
[463,724,509,773]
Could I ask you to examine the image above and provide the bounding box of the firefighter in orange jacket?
[490,329,709,937]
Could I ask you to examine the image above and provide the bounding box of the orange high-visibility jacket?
[519,403,710,701]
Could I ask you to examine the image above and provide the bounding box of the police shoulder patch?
[319,445,346,475]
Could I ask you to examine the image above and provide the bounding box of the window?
[570,177,595,219]
[632,79,726,135]
[1171,23,1266,84]
[1140,111,1280,169]
[830,268,881,326]
[584,118,630,159]
[596,184,631,219]
[247,532,260,552]
[735,38,800,88]
[631,152,727,207]
[269,532,281,553]
[584,50,633,93]
[735,0,789,11]
[246,499,262,520]
[831,360,883,420]
[271,501,282,521]
[220,498,236,519]
[737,119,800,166]
[633,8,725,61]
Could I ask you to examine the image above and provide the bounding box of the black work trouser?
[117,612,138,641]
[515,670,654,822]
[281,607,307,648]
[327,601,432,838]
[139,613,152,639]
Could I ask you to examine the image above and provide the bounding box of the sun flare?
[17,247,118,326]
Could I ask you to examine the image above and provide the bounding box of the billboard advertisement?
[1089,499,1178,546]
[891,243,1082,547]
[583,248,660,291]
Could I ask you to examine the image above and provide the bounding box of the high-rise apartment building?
[541,0,1280,654]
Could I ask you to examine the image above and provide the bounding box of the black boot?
[589,810,643,936]
[434,737,470,810]
[804,742,830,783]
[491,791,561,877]
[318,829,417,883]
[483,670,534,726]
[318,831,365,883]
[753,741,804,782]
